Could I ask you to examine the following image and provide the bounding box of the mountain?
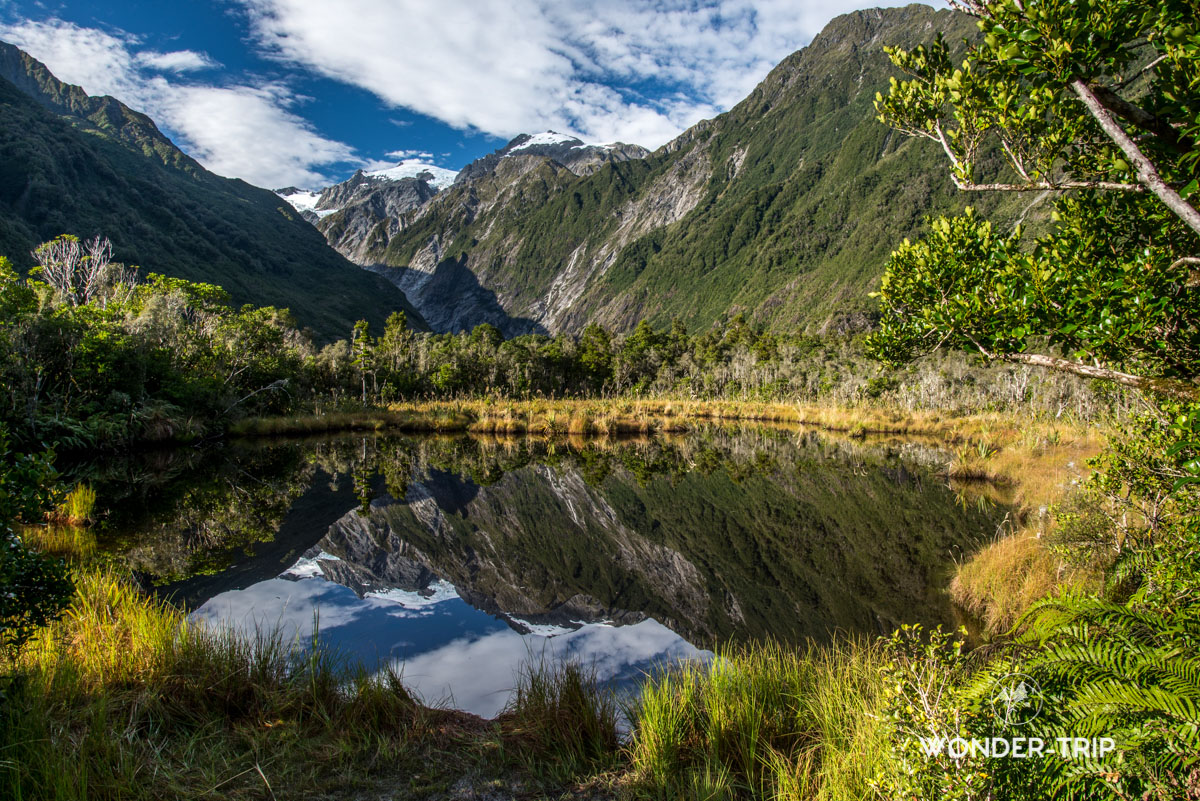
[452,132,651,183]
[0,41,425,341]
[270,436,996,646]
[281,133,651,333]
[309,5,1024,337]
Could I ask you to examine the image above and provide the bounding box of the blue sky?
[0,0,932,190]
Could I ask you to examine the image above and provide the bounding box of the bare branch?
[32,236,86,305]
[950,178,1144,192]
[962,333,1198,400]
[997,350,1197,400]
[999,136,1035,183]
[82,236,113,307]
[1112,55,1168,91]
[223,379,290,415]
[1071,79,1200,238]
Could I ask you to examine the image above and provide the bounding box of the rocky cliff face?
[455,132,650,183]
[293,5,1015,338]
[312,174,439,265]
[277,131,653,335]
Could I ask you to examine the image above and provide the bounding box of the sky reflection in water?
[192,570,709,718]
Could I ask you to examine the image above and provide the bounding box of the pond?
[81,426,1001,717]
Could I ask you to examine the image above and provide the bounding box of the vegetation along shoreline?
[2,0,1198,799]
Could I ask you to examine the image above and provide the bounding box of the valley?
[0,1,1196,800]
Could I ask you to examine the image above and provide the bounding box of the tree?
[578,324,613,391]
[350,320,373,403]
[868,0,1200,399]
[868,6,1200,793]
[31,235,136,309]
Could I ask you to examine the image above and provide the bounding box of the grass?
[627,640,890,801]
[498,657,622,784]
[234,397,1095,443]
[943,423,1105,635]
[0,561,636,799]
[1,569,498,801]
[50,483,95,525]
[227,408,475,437]
[950,531,1082,635]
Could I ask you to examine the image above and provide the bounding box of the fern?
[982,593,1200,796]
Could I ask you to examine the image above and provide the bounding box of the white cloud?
[135,49,220,73]
[157,82,356,187]
[386,148,434,160]
[0,18,356,188]
[235,0,929,149]
[388,618,708,718]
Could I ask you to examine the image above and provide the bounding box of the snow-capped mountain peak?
[508,131,584,152]
[365,159,459,190]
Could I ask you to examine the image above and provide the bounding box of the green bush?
[0,431,73,656]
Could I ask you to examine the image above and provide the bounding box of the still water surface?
[86,427,999,717]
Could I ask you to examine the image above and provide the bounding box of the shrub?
[0,432,73,657]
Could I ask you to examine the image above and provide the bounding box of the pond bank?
[231,397,1091,441]
[7,403,1106,799]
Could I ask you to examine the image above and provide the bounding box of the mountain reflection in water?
[85,427,1001,717]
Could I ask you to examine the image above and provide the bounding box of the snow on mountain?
[365,579,461,609]
[276,188,340,218]
[509,131,584,151]
[277,188,320,212]
[365,159,459,190]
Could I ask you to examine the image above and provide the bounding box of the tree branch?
[1090,84,1193,155]
[223,379,290,415]
[999,352,1198,401]
[1112,55,1168,91]
[1175,256,1200,287]
[1071,79,1200,238]
[962,333,1198,400]
[950,178,1143,192]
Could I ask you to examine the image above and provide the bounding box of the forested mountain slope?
[349,5,1025,336]
[0,42,425,341]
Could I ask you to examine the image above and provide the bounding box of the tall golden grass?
[234,397,1101,445]
[50,483,96,524]
[945,423,1105,634]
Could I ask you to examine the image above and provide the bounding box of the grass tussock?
[49,483,95,525]
[950,533,1075,634]
[1,569,487,801]
[628,640,890,801]
[499,658,621,783]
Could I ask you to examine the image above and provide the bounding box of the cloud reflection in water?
[192,574,709,718]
